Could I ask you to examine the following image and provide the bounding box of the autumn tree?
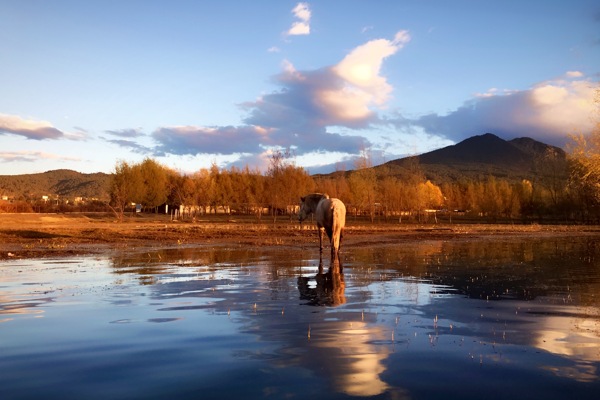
[378,175,400,220]
[441,181,465,222]
[138,158,170,212]
[348,148,377,221]
[244,165,266,219]
[281,164,315,216]
[205,162,222,214]
[226,166,247,214]
[194,168,214,214]
[109,160,144,221]
[416,180,443,222]
[529,147,569,220]
[169,173,198,219]
[314,173,351,204]
[214,165,234,214]
[266,148,305,221]
[568,87,600,220]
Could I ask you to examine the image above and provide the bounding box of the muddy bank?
[1,213,599,260]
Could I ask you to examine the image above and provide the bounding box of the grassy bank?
[1,212,599,260]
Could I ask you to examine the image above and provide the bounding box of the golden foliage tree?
[348,148,377,221]
[109,160,144,221]
[567,86,600,221]
[139,158,170,211]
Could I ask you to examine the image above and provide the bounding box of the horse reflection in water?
[298,258,346,306]
[297,257,393,396]
[298,193,346,260]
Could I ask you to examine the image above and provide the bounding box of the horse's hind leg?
[318,227,324,252]
[330,229,339,260]
[325,227,333,242]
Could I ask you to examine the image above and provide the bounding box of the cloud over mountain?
[394,73,596,146]
[0,114,64,140]
[0,150,80,163]
[151,31,411,162]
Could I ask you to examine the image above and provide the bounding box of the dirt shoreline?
[2,213,600,260]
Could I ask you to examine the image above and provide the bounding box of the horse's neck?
[310,195,325,211]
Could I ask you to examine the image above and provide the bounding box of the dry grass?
[1,212,599,260]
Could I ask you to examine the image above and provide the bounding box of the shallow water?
[1,236,599,399]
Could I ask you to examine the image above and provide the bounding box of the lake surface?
[1,236,599,399]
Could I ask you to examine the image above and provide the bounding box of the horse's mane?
[302,193,329,203]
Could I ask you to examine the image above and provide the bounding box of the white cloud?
[152,125,272,156]
[150,31,409,168]
[0,114,64,140]
[287,2,311,36]
[566,70,584,78]
[475,87,519,98]
[0,150,81,163]
[396,74,598,146]
[104,128,145,138]
[317,30,411,124]
[524,79,596,137]
[292,2,311,22]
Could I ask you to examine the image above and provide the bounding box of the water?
[1,237,599,399]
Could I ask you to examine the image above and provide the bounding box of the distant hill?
[0,134,566,201]
[0,169,111,201]
[379,133,566,184]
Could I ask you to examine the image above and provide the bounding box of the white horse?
[298,193,346,258]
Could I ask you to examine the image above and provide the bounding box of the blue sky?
[1,0,598,175]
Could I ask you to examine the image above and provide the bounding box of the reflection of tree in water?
[349,237,600,306]
[297,258,345,306]
[109,247,272,285]
[349,237,600,385]
[109,249,396,397]
[98,237,600,395]
[428,238,600,305]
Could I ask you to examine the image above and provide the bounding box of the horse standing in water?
[298,193,346,259]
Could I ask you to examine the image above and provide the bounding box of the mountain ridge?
[379,133,565,184]
[0,133,566,200]
[0,169,111,200]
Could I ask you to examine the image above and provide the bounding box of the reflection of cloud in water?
[311,322,391,396]
[295,258,391,395]
[534,309,600,382]
[1,238,600,398]
[0,294,48,322]
[107,241,600,393]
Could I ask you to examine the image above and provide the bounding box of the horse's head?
[298,196,311,223]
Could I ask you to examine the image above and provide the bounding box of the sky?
[1,0,599,176]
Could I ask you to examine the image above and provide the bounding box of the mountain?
[0,134,566,201]
[380,133,566,184]
[0,169,111,201]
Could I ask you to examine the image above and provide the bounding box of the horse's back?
[316,198,346,228]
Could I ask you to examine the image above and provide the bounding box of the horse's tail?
[332,219,341,253]
[331,201,346,254]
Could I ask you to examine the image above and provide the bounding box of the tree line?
[108,142,599,224]
[109,88,599,223]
